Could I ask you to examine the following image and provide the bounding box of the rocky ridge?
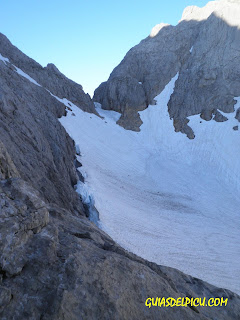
[94,0,240,138]
[0,32,96,114]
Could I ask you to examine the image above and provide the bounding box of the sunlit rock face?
[94,0,240,137]
[150,23,170,37]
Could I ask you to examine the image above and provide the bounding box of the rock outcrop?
[1,178,240,319]
[0,33,96,114]
[1,26,240,319]
[0,44,84,214]
[94,0,240,137]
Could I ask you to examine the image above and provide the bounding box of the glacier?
[60,75,240,294]
[4,56,239,294]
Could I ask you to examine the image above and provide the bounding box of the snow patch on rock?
[13,65,41,87]
[0,53,9,64]
[150,23,170,37]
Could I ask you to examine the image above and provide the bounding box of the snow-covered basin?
[60,75,240,294]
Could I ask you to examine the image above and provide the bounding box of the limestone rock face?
[0,179,49,276]
[0,47,84,214]
[1,179,240,320]
[94,0,240,137]
[0,141,19,179]
[94,20,199,131]
[0,33,96,114]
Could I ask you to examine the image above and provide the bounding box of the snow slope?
[60,75,240,294]
[0,53,41,86]
[0,53,9,64]
[14,65,41,87]
[2,53,238,294]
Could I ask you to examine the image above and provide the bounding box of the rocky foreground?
[1,10,240,320]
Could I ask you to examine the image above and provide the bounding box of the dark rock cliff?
[0,42,83,214]
[94,0,240,138]
[0,32,96,114]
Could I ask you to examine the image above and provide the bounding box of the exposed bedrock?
[94,0,240,137]
[0,33,96,114]
[0,47,84,214]
[1,178,240,319]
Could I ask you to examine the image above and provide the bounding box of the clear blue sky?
[0,0,209,96]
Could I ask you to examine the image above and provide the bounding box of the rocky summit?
[1,1,240,319]
[94,0,240,138]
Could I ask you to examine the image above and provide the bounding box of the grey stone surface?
[168,3,240,137]
[94,20,199,131]
[94,0,240,137]
[0,141,19,180]
[1,178,240,320]
[0,50,84,214]
[0,33,96,114]
[236,108,240,121]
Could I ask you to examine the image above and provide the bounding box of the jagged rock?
[117,110,143,132]
[0,141,19,179]
[0,54,84,214]
[0,179,49,276]
[213,110,228,122]
[173,118,195,139]
[94,19,199,131]
[0,286,11,311]
[168,1,240,136]
[236,108,240,121]
[94,0,240,136]
[200,110,213,121]
[0,33,96,114]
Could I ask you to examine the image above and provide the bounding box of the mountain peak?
[181,0,240,24]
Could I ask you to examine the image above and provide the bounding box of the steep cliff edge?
[0,40,83,214]
[0,32,96,114]
[0,31,240,319]
[94,0,240,137]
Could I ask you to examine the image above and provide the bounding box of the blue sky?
[0,0,209,96]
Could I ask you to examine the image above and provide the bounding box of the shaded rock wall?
[0,47,84,214]
[0,33,96,113]
[94,0,240,137]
